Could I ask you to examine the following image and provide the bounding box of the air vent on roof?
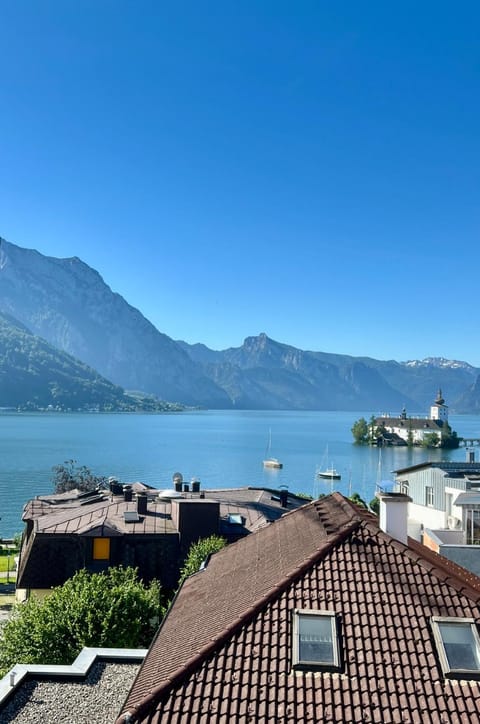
[124,511,140,523]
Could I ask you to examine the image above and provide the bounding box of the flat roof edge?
[0,647,147,709]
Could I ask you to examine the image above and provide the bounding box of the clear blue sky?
[1,2,479,363]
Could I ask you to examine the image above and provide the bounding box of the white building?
[375,389,451,446]
[392,452,480,575]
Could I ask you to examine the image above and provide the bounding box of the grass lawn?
[0,553,18,574]
[0,594,16,606]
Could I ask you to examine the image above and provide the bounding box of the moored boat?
[317,468,341,480]
[263,457,283,469]
[263,428,283,469]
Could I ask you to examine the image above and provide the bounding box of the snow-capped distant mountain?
[403,357,477,372]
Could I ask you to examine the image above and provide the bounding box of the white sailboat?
[317,445,341,481]
[263,429,283,469]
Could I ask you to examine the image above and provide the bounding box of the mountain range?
[0,311,180,412]
[1,236,479,413]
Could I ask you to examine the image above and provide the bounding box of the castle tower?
[430,389,448,423]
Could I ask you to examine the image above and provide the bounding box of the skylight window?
[124,511,140,523]
[292,609,340,671]
[227,513,244,525]
[432,617,480,678]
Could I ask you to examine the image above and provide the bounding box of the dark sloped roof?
[21,487,303,537]
[376,416,444,431]
[395,461,480,476]
[118,494,480,724]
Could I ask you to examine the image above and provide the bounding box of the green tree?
[178,535,226,586]
[369,496,380,515]
[351,417,369,444]
[348,492,368,509]
[440,422,459,449]
[0,566,164,676]
[422,432,440,448]
[52,460,108,493]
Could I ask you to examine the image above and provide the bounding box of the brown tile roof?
[117,493,480,724]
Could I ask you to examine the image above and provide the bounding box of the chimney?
[136,492,148,516]
[123,485,133,502]
[173,472,183,492]
[109,477,123,495]
[279,486,288,508]
[171,498,220,550]
[376,492,411,544]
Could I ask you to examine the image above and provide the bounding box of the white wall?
[408,501,446,530]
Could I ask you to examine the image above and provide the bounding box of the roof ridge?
[118,514,362,723]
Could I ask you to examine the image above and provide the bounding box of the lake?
[1,410,479,537]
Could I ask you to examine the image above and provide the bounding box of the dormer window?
[292,609,340,671]
[432,617,480,678]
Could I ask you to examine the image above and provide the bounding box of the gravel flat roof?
[0,661,139,724]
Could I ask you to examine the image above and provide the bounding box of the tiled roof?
[118,493,480,724]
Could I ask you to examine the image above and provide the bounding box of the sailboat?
[263,429,283,469]
[317,445,341,480]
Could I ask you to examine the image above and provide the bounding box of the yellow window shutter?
[93,537,110,560]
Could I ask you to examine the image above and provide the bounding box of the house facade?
[393,455,480,574]
[116,493,480,723]
[375,389,451,445]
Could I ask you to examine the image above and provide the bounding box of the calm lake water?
[1,410,479,537]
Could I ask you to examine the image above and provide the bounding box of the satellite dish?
[172,472,183,483]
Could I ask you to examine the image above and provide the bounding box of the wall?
[408,502,445,531]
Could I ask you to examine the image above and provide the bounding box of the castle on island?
[374,390,457,447]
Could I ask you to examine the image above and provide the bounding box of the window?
[425,486,434,507]
[431,617,480,678]
[466,509,480,545]
[93,537,110,560]
[292,609,340,671]
[445,493,453,517]
[400,481,409,496]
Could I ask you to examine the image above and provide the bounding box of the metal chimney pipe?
[137,493,148,515]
